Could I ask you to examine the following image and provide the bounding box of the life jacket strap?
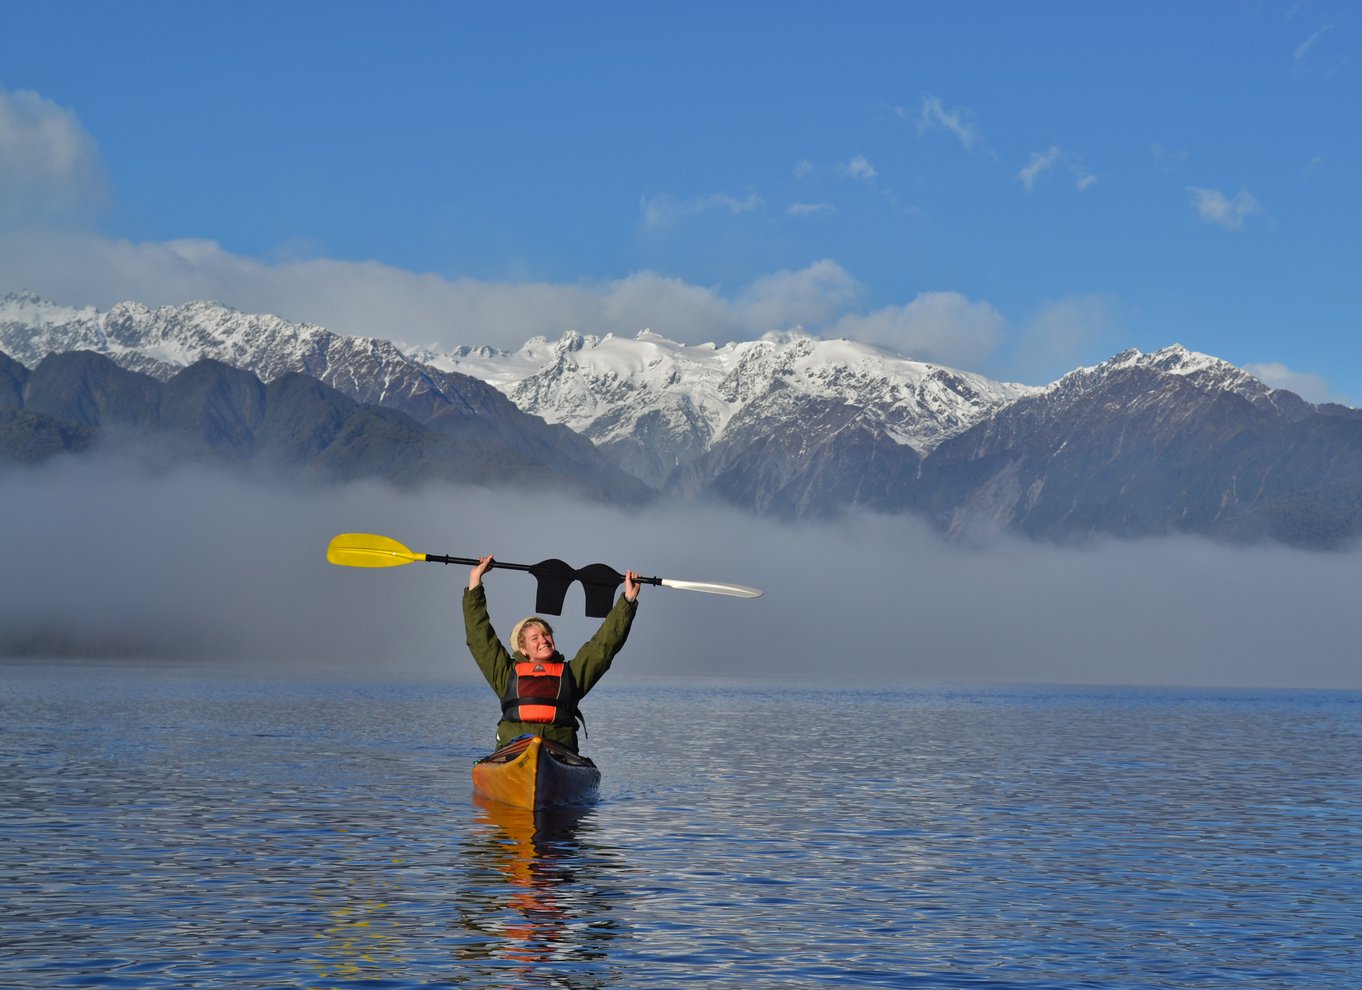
[499,696,586,730]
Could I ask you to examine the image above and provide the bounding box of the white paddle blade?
[658,578,763,599]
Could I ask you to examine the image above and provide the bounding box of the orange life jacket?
[500,660,583,729]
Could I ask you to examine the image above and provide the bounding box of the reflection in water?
[300,798,629,989]
[457,796,624,988]
[311,872,407,987]
[10,666,1352,989]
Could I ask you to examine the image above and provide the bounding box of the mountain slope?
[6,292,1362,546]
[2,293,1035,503]
[438,329,1039,495]
[0,292,647,499]
[0,349,644,501]
[912,347,1362,546]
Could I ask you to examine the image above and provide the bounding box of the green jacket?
[462,583,637,751]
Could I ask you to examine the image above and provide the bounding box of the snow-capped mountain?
[6,291,1362,546]
[1041,345,1314,419]
[426,329,1040,488]
[911,342,1351,543]
[1,292,1040,491]
[0,292,641,493]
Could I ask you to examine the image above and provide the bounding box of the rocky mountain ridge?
[5,291,1361,546]
[2,293,1042,490]
[434,329,1041,488]
[0,292,647,498]
[0,347,643,502]
[910,350,1362,544]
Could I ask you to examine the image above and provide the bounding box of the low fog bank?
[2,457,1360,690]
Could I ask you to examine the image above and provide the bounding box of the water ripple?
[1,665,1358,988]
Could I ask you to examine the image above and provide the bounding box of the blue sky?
[2,1,1359,401]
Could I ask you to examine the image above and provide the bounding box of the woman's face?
[520,623,556,662]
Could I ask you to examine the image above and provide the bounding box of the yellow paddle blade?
[326,532,426,568]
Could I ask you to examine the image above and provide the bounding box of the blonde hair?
[510,616,554,655]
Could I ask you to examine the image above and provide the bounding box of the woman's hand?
[469,555,494,590]
[624,569,641,603]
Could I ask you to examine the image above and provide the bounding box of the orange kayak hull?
[471,736,601,810]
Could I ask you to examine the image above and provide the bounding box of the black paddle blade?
[528,558,575,616]
[576,563,625,618]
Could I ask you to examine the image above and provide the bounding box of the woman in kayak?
[463,555,640,753]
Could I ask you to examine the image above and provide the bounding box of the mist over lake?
[3,457,1360,690]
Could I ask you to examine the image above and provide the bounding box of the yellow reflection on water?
[309,853,409,988]
[304,799,622,988]
[457,794,621,986]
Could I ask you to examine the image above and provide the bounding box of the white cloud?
[911,95,982,151]
[2,229,987,366]
[0,230,593,348]
[1008,294,1124,384]
[792,159,814,179]
[0,230,871,350]
[837,155,877,182]
[734,259,862,332]
[592,270,740,343]
[787,202,835,218]
[1018,146,1063,191]
[1017,147,1096,192]
[1187,185,1261,231]
[1294,23,1335,62]
[0,88,106,222]
[640,190,764,230]
[0,230,598,348]
[0,226,1002,367]
[1245,361,1345,405]
[829,291,1005,368]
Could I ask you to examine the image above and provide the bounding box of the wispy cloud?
[787,202,836,218]
[640,190,764,230]
[836,155,877,182]
[906,94,982,151]
[1295,22,1335,62]
[1291,21,1350,76]
[792,159,815,179]
[1245,361,1345,405]
[795,154,916,216]
[1018,146,1096,192]
[1187,185,1262,231]
[1018,146,1063,191]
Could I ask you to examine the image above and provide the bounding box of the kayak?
[471,735,601,810]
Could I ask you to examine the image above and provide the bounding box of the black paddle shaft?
[423,553,660,617]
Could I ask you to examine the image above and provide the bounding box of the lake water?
[2,659,1359,989]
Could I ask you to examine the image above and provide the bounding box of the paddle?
[326,532,763,617]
